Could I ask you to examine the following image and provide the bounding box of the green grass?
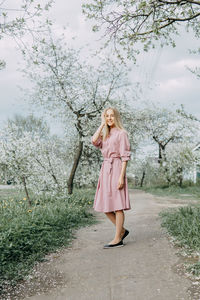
[0,187,96,296]
[159,205,200,276]
[138,185,200,200]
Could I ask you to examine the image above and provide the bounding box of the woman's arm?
[117,161,127,189]
[118,130,131,189]
[92,123,104,144]
[92,111,105,143]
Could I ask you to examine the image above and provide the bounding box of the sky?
[1,0,200,135]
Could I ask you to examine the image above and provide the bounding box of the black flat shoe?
[122,229,129,240]
[103,240,124,249]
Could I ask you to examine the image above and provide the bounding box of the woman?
[91,107,131,249]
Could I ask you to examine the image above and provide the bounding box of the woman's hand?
[117,175,124,189]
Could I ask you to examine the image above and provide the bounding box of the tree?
[83,0,200,59]
[132,143,199,187]
[136,104,199,158]
[131,104,200,184]
[132,155,160,186]
[21,29,130,194]
[0,0,53,68]
[31,135,69,194]
[0,118,69,203]
[0,0,53,39]
[7,114,50,139]
[188,48,200,79]
[161,143,199,186]
[0,124,38,205]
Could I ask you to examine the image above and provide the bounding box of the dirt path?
[21,189,198,300]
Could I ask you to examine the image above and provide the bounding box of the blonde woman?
[91,107,131,248]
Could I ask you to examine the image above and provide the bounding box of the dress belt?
[103,157,120,173]
[103,156,121,194]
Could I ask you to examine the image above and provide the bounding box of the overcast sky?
[1,0,200,135]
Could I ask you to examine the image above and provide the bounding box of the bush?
[160,205,200,249]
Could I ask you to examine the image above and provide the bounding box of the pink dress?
[91,127,131,213]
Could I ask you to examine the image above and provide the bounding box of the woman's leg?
[105,210,125,243]
[105,212,116,226]
[113,210,124,243]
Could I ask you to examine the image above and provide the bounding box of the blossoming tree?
[21,29,130,194]
[0,116,69,204]
[83,0,200,60]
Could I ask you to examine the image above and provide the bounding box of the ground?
[6,189,200,300]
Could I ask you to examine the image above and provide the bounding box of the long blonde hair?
[101,107,125,141]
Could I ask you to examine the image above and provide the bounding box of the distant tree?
[83,0,200,59]
[0,120,69,203]
[130,147,160,187]
[162,143,199,186]
[7,114,50,139]
[0,124,38,205]
[130,105,200,184]
[137,104,199,160]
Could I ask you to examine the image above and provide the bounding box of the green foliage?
[160,205,200,250]
[160,204,200,275]
[187,261,200,276]
[0,188,96,295]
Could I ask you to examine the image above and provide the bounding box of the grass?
[138,184,200,200]
[0,187,96,296]
[159,205,200,276]
[160,205,200,250]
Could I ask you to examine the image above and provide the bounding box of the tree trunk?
[140,170,146,187]
[161,152,171,185]
[177,167,183,187]
[158,144,162,164]
[67,139,83,194]
[22,176,31,206]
